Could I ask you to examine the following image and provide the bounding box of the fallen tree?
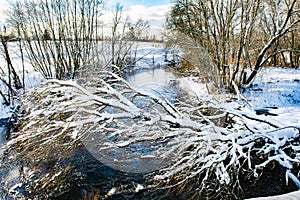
[3,71,300,199]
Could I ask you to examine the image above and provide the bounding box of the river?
[0,118,11,200]
[0,63,181,199]
[124,65,179,101]
[61,64,180,199]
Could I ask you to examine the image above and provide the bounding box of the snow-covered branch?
[148,101,300,199]
[4,72,300,199]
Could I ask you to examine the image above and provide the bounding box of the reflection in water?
[0,127,5,145]
[0,118,10,145]
[124,66,178,105]
[0,123,9,199]
[125,67,176,87]
[81,65,181,174]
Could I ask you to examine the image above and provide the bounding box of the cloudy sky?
[0,0,172,37]
[106,0,171,7]
[0,0,172,26]
[103,0,172,29]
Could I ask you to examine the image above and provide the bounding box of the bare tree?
[99,3,149,76]
[8,1,149,79]
[246,0,300,83]
[0,29,23,106]
[8,0,103,79]
[167,0,300,90]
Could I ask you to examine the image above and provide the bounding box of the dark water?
[0,118,12,200]
[0,118,10,145]
[57,66,180,199]
[0,127,6,145]
[0,65,180,199]
[56,147,146,200]
[80,65,181,175]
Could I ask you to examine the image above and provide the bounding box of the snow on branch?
[149,101,300,199]
[4,72,300,199]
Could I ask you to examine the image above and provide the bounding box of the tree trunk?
[1,38,23,90]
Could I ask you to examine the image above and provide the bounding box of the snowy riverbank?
[0,44,299,199]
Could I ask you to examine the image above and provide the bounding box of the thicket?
[167,0,300,92]
[6,0,149,80]
[0,0,149,108]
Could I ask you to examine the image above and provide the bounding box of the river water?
[0,127,6,145]
[124,65,176,87]
[0,64,181,199]
[0,118,11,200]
[0,118,10,145]
[125,65,178,100]
[60,65,181,199]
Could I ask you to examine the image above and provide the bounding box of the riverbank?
[0,45,299,199]
[174,67,300,199]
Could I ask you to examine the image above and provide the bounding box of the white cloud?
[0,0,172,36]
[100,3,172,30]
[127,4,172,27]
[0,1,9,24]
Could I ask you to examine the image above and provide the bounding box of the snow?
[0,42,175,120]
[247,190,300,200]
[178,76,209,100]
[106,187,116,196]
[0,103,12,119]
[0,43,300,198]
[243,67,300,127]
[0,43,45,120]
[135,184,144,193]
[8,183,22,194]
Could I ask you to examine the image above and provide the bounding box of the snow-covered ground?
[1,43,299,140]
[1,44,299,128]
[243,67,300,127]
[0,103,12,119]
[172,68,300,200]
[180,67,300,128]
[0,70,44,118]
[0,42,45,120]
[248,190,300,200]
[1,44,299,199]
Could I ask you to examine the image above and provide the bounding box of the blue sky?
[0,0,172,33]
[102,0,173,30]
[106,0,172,8]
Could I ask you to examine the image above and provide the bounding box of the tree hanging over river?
[3,71,299,199]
